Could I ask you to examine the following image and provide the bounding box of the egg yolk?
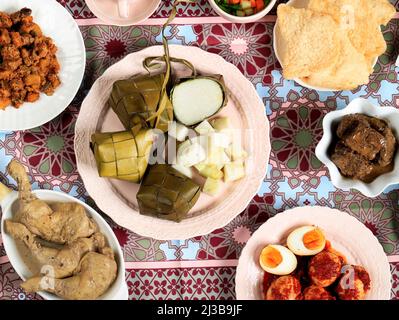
[260,246,283,268]
[303,228,325,250]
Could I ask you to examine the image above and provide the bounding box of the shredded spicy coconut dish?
[0,8,61,109]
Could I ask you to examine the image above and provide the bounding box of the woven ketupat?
[109,74,173,133]
[91,129,153,183]
[137,165,201,222]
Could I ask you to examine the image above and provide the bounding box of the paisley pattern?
[1,1,399,300]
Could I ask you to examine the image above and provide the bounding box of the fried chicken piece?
[26,91,40,103]
[8,160,97,244]
[0,8,61,108]
[14,65,31,79]
[9,78,24,91]
[20,18,42,37]
[0,97,11,109]
[33,40,49,59]
[24,73,41,90]
[21,252,117,300]
[3,58,22,72]
[0,87,11,108]
[5,220,106,279]
[1,44,20,61]
[1,44,22,72]
[0,29,10,45]
[11,33,34,48]
[0,12,12,28]
[43,73,60,95]
[10,8,32,25]
[10,31,24,48]
[0,70,11,81]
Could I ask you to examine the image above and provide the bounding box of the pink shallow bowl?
[74,45,270,240]
[235,206,392,300]
[85,0,161,26]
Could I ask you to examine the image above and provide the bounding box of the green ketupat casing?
[109,73,173,133]
[137,164,201,222]
[91,128,154,183]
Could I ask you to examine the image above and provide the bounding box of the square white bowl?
[315,98,399,198]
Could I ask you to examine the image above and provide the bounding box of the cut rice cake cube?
[172,164,193,179]
[206,147,231,167]
[203,178,222,196]
[195,163,224,180]
[168,121,189,142]
[195,120,215,135]
[208,132,231,149]
[196,161,223,171]
[190,135,209,150]
[210,117,231,131]
[224,160,245,182]
[177,140,206,167]
[226,144,248,161]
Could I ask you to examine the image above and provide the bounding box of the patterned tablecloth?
[0,0,399,300]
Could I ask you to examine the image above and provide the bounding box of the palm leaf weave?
[91,129,153,183]
[137,165,201,222]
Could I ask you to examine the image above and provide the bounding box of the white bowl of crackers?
[273,0,396,92]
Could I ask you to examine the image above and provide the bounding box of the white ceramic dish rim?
[235,206,392,300]
[273,0,378,92]
[0,189,128,300]
[208,0,277,23]
[315,98,399,198]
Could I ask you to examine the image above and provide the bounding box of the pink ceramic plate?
[75,45,270,240]
[85,0,161,26]
[235,206,391,300]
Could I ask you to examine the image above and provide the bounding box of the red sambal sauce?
[324,240,347,264]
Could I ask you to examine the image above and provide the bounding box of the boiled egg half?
[259,244,297,275]
[287,226,326,256]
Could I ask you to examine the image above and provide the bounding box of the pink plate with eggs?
[74,45,270,240]
[235,206,391,300]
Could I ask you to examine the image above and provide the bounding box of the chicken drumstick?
[8,160,97,244]
[21,252,118,300]
[5,220,106,279]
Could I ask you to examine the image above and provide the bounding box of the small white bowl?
[0,189,128,300]
[208,0,277,23]
[315,98,399,198]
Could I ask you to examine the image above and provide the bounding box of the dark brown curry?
[330,114,397,183]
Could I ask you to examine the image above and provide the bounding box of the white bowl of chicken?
[0,160,128,300]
